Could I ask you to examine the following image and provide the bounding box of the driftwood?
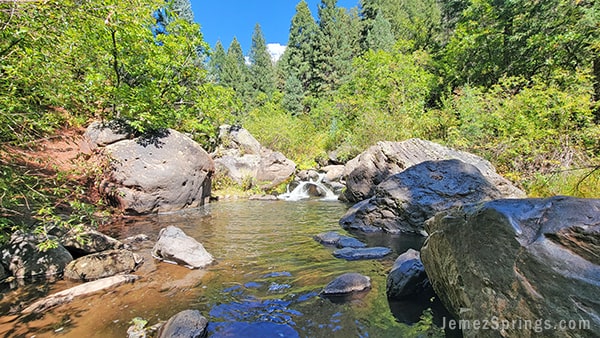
[22,274,140,314]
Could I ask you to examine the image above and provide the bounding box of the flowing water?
[0,200,457,337]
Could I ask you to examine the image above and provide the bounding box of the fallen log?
[22,274,140,314]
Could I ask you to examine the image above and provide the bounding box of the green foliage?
[443,73,599,183]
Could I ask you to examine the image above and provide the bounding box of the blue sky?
[190,0,360,55]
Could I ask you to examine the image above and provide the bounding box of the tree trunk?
[593,56,600,122]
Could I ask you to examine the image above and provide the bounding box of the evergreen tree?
[279,1,319,108]
[365,11,395,51]
[171,0,195,23]
[208,40,226,83]
[221,37,250,98]
[282,74,305,115]
[312,0,356,95]
[249,23,275,98]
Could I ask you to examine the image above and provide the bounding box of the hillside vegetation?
[1,0,599,243]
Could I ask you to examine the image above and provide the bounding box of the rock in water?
[342,139,524,203]
[386,249,431,299]
[421,196,600,337]
[321,272,371,295]
[340,159,505,234]
[157,310,208,338]
[64,249,141,281]
[152,226,214,269]
[332,247,391,260]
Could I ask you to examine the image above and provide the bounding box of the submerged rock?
[340,159,506,234]
[386,249,431,299]
[314,231,366,248]
[152,226,214,269]
[332,247,391,260]
[342,139,524,203]
[1,232,73,279]
[64,249,141,281]
[157,309,208,338]
[321,272,371,295]
[421,196,600,337]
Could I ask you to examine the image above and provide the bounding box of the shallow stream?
[0,200,457,337]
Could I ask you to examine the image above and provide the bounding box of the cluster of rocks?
[333,139,600,336]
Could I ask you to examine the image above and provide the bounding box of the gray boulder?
[98,128,214,214]
[340,159,506,234]
[314,231,366,248]
[83,120,132,151]
[421,196,600,337]
[386,249,431,299]
[332,247,391,260]
[157,309,208,338]
[64,249,141,281]
[1,232,73,279]
[152,226,214,269]
[321,272,371,295]
[60,227,124,256]
[213,125,295,190]
[342,139,524,203]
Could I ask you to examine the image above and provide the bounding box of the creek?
[0,199,457,337]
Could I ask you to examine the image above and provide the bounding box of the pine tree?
[365,10,395,51]
[221,37,250,98]
[282,74,305,115]
[171,0,195,23]
[208,40,226,83]
[249,23,275,98]
[312,0,356,95]
[279,0,319,109]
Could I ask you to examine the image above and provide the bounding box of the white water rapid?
[278,173,339,201]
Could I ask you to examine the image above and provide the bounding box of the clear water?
[0,200,457,337]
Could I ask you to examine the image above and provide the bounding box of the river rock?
[421,196,600,337]
[321,272,371,295]
[152,226,214,269]
[386,249,431,299]
[157,309,208,338]
[0,232,73,279]
[64,249,141,281]
[342,139,525,203]
[60,227,124,257]
[95,126,214,214]
[314,231,366,248]
[213,125,295,190]
[340,159,505,234]
[332,247,391,260]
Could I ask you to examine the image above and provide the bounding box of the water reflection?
[0,200,457,337]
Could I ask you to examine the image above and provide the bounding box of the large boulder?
[64,249,141,281]
[213,125,295,190]
[152,226,214,269]
[95,127,214,214]
[421,196,600,337]
[1,232,73,279]
[340,159,506,234]
[157,309,209,338]
[342,139,524,203]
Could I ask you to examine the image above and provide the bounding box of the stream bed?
[0,200,457,337]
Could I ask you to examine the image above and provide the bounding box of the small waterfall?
[278,173,339,201]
